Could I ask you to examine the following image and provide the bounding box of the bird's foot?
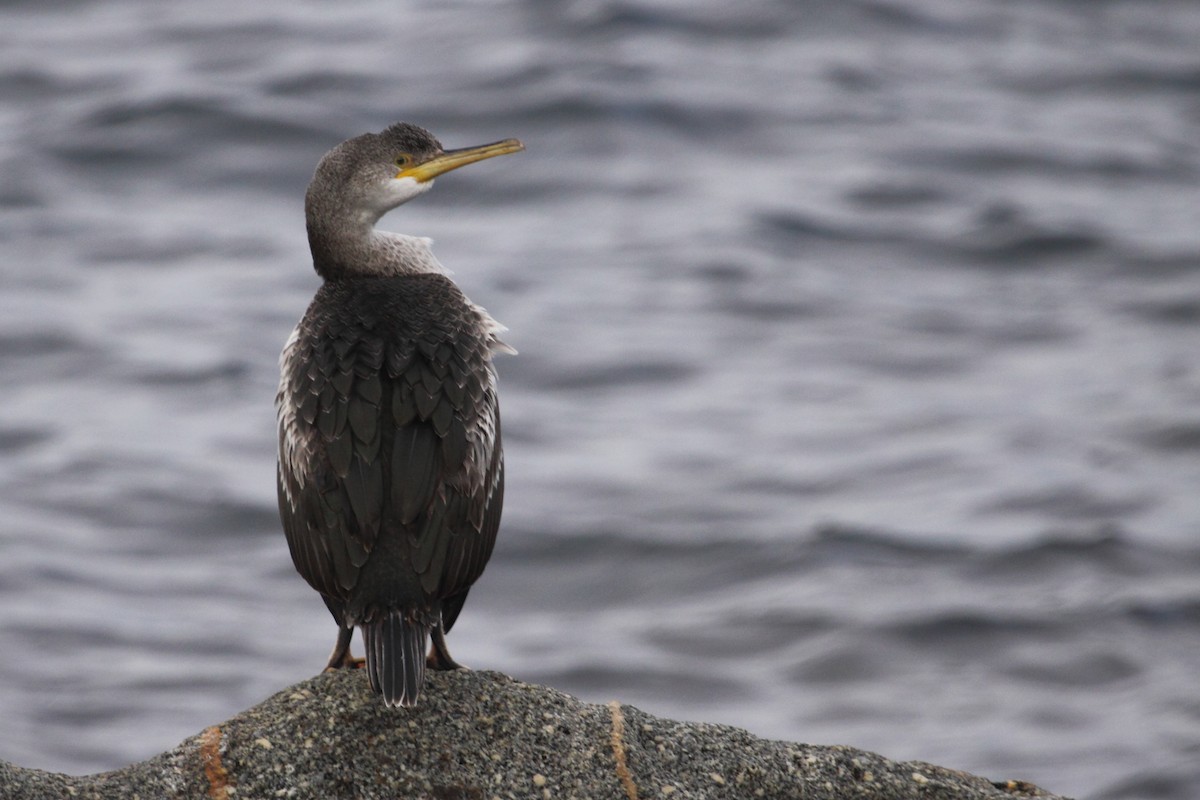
[426,648,467,672]
[427,623,467,671]
[323,653,365,671]
[322,626,363,670]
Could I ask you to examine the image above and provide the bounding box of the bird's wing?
[276,320,381,600]
[387,332,504,605]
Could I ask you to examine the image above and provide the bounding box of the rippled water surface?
[2,2,1199,798]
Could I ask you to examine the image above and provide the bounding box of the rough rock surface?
[0,668,1072,799]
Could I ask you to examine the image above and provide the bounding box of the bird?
[275,122,523,707]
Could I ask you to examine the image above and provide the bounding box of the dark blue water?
[2,2,1199,797]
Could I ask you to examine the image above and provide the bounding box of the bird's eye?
[394,154,413,168]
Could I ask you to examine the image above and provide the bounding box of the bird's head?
[307,122,524,225]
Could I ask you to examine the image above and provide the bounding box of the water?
[1,2,1199,797]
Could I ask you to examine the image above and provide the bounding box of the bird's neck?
[306,203,446,280]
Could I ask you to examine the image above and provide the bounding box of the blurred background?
[1,1,1199,797]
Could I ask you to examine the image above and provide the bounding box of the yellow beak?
[398,138,525,182]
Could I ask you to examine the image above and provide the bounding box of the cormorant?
[276,122,523,707]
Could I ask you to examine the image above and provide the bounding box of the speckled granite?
[0,668,1071,799]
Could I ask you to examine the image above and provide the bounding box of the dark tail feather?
[362,612,428,708]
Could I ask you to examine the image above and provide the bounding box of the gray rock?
[0,668,1072,799]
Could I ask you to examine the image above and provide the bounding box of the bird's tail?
[362,611,428,708]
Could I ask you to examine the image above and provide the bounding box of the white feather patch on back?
[473,302,517,355]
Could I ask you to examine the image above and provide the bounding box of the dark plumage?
[276,123,522,707]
